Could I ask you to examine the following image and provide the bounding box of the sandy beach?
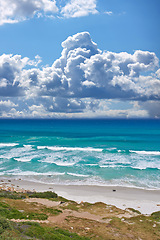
[1,177,160,215]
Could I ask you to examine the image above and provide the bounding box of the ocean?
[0,119,160,189]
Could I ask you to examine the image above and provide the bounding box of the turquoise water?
[0,119,160,189]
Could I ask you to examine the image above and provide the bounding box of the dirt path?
[25,198,60,207]
[48,209,111,224]
[23,198,138,225]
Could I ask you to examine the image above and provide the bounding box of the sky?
[0,0,160,119]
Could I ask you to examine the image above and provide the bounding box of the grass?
[127,208,141,214]
[0,216,12,234]
[62,202,79,211]
[19,222,90,240]
[151,211,160,221]
[28,191,58,199]
[42,207,62,215]
[0,201,48,220]
[0,191,26,200]
[0,190,58,200]
[0,189,160,240]
[0,219,90,240]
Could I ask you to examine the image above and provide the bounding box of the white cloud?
[0,99,19,117]
[0,99,18,108]
[104,11,113,16]
[0,0,99,25]
[80,49,159,99]
[0,0,58,25]
[0,32,160,118]
[0,54,41,96]
[0,96,149,119]
[61,0,98,18]
[0,33,159,101]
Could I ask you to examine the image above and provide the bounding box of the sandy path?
[24,198,110,223]
[25,198,60,207]
[48,209,111,224]
[11,198,139,225]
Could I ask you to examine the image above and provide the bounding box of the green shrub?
[21,222,45,238]
[0,219,90,240]
[43,208,62,215]
[28,191,58,199]
[0,201,48,220]
[151,211,160,220]
[27,212,48,220]
[127,208,141,214]
[22,224,90,240]
[0,216,12,234]
[0,208,23,220]
[0,190,26,200]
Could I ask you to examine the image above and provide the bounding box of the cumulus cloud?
[0,0,58,25]
[80,49,159,100]
[0,32,160,118]
[0,99,18,117]
[28,96,86,113]
[61,0,98,18]
[0,0,99,25]
[0,99,18,108]
[0,54,41,96]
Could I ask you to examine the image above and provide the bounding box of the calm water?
[0,119,160,189]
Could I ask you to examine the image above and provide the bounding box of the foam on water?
[1,147,33,159]
[37,146,103,152]
[0,143,18,148]
[67,172,90,178]
[132,161,160,170]
[1,144,160,171]
[23,145,33,149]
[39,159,76,166]
[5,169,65,176]
[130,150,160,155]
[100,165,118,168]
[0,119,160,189]
[14,157,33,162]
[52,162,76,166]
[85,164,99,166]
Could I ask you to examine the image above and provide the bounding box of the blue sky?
[0,0,160,118]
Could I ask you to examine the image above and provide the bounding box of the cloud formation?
[0,54,41,96]
[33,32,159,101]
[61,0,98,18]
[104,11,113,16]
[0,0,98,25]
[0,32,160,118]
[0,0,58,25]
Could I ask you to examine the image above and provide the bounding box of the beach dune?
[2,178,160,215]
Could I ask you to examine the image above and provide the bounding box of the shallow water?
[0,119,160,189]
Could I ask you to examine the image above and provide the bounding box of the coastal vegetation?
[0,217,89,240]
[0,189,159,239]
[28,191,58,199]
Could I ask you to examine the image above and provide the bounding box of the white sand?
[1,178,160,215]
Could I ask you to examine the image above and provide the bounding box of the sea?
[0,119,160,190]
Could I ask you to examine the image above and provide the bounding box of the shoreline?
[1,177,160,215]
